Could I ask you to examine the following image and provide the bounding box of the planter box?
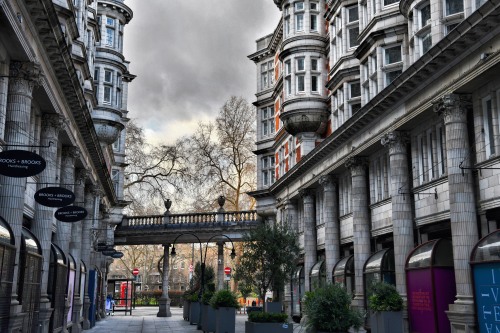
[370,311,403,333]
[245,321,293,333]
[189,301,201,325]
[215,307,235,333]
[202,304,216,333]
[264,302,282,313]
[183,300,190,321]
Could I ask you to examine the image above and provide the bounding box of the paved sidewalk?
[85,306,306,333]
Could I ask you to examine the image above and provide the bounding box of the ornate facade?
[0,0,133,332]
[250,0,500,331]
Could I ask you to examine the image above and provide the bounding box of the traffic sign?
[132,268,139,276]
[224,266,231,275]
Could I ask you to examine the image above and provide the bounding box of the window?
[296,58,305,71]
[310,14,318,31]
[349,82,361,99]
[339,173,352,215]
[111,169,120,194]
[347,6,359,48]
[104,69,113,83]
[297,75,305,92]
[445,0,464,15]
[483,97,495,158]
[421,33,432,54]
[261,155,275,187]
[420,3,431,27]
[383,45,403,86]
[261,106,275,137]
[348,81,361,115]
[113,136,121,151]
[445,23,459,34]
[288,137,296,168]
[278,147,285,177]
[106,17,115,26]
[311,58,318,71]
[384,0,399,5]
[370,153,390,203]
[296,14,304,31]
[285,60,292,96]
[94,67,99,81]
[106,27,114,46]
[295,2,304,10]
[261,60,274,90]
[311,75,319,92]
[104,86,112,104]
[285,16,291,36]
[437,125,447,175]
[310,2,318,10]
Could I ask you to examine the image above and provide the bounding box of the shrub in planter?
[201,289,216,333]
[210,290,239,333]
[303,283,363,333]
[367,281,403,333]
[248,312,288,323]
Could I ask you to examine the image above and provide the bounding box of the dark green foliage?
[303,283,363,332]
[202,288,214,305]
[132,290,183,306]
[367,281,403,312]
[248,312,288,323]
[234,223,301,303]
[209,290,240,309]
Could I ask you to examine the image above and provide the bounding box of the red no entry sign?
[224,266,231,275]
[132,268,139,276]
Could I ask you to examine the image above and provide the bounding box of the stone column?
[299,189,316,292]
[284,199,298,232]
[0,61,8,140]
[319,175,340,283]
[346,156,371,309]
[434,94,479,332]
[32,113,65,333]
[217,241,225,291]
[54,147,78,253]
[0,60,40,332]
[157,244,172,317]
[82,184,97,330]
[381,132,414,297]
[71,168,87,331]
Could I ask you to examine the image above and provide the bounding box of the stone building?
[0,0,133,332]
[249,0,500,331]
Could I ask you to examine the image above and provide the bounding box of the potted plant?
[210,289,240,333]
[367,281,403,333]
[302,283,363,333]
[187,292,201,325]
[245,312,293,333]
[201,286,216,333]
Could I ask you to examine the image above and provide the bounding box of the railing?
[120,210,259,229]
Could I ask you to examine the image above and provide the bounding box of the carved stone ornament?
[8,61,43,95]
[345,156,368,176]
[76,169,89,185]
[319,174,337,191]
[433,94,472,124]
[381,131,409,155]
[62,146,81,161]
[299,189,314,202]
[41,113,65,138]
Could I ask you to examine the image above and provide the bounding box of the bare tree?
[124,121,191,214]
[189,96,256,211]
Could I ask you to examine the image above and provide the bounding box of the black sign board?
[35,187,75,207]
[0,150,46,177]
[111,251,124,259]
[102,249,116,256]
[54,206,87,223]
[97,243,114,252]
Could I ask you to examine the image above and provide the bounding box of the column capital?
[76,169,89,185]
[41,113,66,138]
[381,131,409,155]
[433,94,472,124]
[345,156,368,176]
[8,61,42,94]
[299,189,314,202]
[85,184,101,197]
[62,146,80,161]
[319,174,337,191]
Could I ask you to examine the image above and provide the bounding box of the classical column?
[0,60,41,332]
[434,94,479,332]
[299,189,316,292]
[217,241,225,291]
[0,61,8,139]
[31,113,65,333]
[346,156,371,309]
[381,132,414,297]
[55,147,78,253]
[284,199,298,232]
[157,244,172,317]
[319,175,340,283]
[82,184,98,330]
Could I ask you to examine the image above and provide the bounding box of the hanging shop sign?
[54,206,87,223]
[111,251,124,259]
[0,150,46,177]
[34,187,75,207]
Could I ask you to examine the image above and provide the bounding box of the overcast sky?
[123,1,281,144]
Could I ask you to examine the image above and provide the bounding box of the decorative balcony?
[92,107,124,144]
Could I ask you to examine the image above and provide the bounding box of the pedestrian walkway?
[85,306,307,333]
